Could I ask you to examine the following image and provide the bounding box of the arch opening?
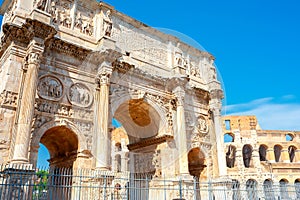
[274,145,282,162]
[242,145,253,168]
[40,126,78,168]
[259,145,268,161]
[188,148,206,177]
[246,179,258,200]
[114,99,162,144]
[279,179,289,199]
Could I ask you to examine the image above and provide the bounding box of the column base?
[10,158,29,164]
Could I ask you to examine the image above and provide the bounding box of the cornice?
[127,135,173,151]
[45,38,92,61]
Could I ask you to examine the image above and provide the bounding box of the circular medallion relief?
[37,75,63,101]
[68,83,93,107]
[195,115,209,134]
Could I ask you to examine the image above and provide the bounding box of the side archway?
[30,119,89,167]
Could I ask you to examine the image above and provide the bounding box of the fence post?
[179,178,183,199]
[103,175,107,200]
[164,176,166,200]
[194,177,198,200]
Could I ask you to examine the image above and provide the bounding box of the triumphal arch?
[0,0,225,182]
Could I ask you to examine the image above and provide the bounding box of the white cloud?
[223,96,300,131]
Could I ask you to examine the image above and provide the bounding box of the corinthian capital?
[96,71,111,87]
[26,52,40,65]
[173,86,185,107]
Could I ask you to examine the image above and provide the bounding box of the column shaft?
[95,73,110,169]
[174,87,189,175]
[12,53,40,163]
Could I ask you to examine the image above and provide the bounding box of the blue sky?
[1,0,299,166]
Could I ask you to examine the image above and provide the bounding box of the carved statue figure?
[35,0,51,12]
[288,146,296,162]
[226,145,236,168]
[103,10,112,37]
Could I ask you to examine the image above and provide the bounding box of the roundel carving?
[68,83,93,107]
[37,75,63,101]
[195,115,209,134]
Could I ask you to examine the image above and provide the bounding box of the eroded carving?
[37,76,63,101]
[194,115,209,134]
[68,83,92,107]
[35,99,93,120]
[0,90,18,107]
[74,121,93,150]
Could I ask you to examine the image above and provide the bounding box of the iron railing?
[0,164,299,200]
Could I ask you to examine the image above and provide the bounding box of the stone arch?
[113,97,168,143]
[279,179,289,199]
[246,179,258,200]
[288,145,297,162]
[259,144,268,161]
[188,147,206,177]
[286,132,295,141]
[224,133,234,143]
[263,179,275,200]
[31,119,89,167]
[242,144,253,168]
[295,179,300,199]
[111,92,169,137]
[274,144,283,162]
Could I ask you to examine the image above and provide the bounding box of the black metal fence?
[0,164,299,200]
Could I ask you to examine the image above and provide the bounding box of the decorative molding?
[127,135,173,151]
[45,38,91,60]
[112,60,135,74]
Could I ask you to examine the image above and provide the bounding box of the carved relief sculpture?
[37,76,63,101]
[68,83,93,107]
[0,90,18,107]
[103,10,113,37]
[195,115,209,134]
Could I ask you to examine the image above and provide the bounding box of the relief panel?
[37,75,63,101]
[68,83,93,108]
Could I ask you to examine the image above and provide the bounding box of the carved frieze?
[35,99,93,120]
[0,90,18,108]
[74,121,93,150]
[32,115,53,129]
[68,83,93,108]
[37,75,63,101]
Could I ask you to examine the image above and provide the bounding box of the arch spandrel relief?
[68,83,93,108]
[37,75,63,101]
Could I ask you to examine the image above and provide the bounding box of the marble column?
[209,90,227,176]
[173,86,189,175]
[94,69,112,170]
[11,52,41,163]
